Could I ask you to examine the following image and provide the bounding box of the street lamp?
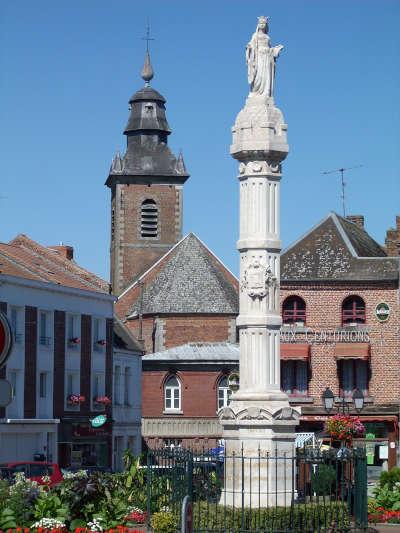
[322,387,365,415]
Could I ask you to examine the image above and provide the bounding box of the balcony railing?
[39,336,51,346]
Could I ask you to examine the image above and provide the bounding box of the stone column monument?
[219,16,299,507]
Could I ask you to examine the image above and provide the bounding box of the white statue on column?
[246,16,284,100]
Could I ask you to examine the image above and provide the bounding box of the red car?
[2,462,63,486]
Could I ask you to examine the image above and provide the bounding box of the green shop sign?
[90,414,107,428]
[375,302,390,322]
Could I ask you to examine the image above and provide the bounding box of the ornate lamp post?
[322,387,365,415]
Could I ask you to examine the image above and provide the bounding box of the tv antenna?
[322,165,363,217]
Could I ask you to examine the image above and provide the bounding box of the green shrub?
[311,464,337,496]
[190,501,350,533]
[151,511,178,533]
[379,467,400,489]
[373,467,400,511]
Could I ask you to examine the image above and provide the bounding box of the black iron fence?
[146,446,368,532]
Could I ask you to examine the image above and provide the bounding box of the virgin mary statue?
[246,16,283,100]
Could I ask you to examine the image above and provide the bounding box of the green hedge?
[189,501,350,532]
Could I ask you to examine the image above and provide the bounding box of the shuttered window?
[141,199,158,238]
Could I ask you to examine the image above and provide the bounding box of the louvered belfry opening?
[141,199,158,238]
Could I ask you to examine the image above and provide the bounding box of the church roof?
[281,212,399,282]
[116,233,239,317]
[0,234,109,293]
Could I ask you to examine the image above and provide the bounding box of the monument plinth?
[219,16,298,507]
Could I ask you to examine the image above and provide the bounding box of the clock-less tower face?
[106,67,189,296]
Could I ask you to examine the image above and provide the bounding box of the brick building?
[109,56,239,351]
[280,212,400,479]
[0,235,119,467]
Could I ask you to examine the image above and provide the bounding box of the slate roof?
[0,234,109,293]
[281,213,399,282]
[142,342,239,362]
[120,233,239,316]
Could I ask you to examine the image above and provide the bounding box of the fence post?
[354,448,368,530]
[187,449,193,503]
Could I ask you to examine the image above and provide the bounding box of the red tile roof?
[0,234,109,294]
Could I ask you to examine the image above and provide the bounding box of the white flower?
[87,517,104,532]
[32,518,66,528]
[63,469,88,480]
[127,505,144,514]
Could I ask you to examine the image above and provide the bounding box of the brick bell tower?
[106,49,190,295]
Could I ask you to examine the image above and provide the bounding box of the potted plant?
[325,414,365,446]
[68,337,81,345]
[94,395,112,406]
[67,393,85,405]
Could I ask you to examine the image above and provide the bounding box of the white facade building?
[112,318,142,471]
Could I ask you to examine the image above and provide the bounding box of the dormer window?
[145,104,154,114]
[141,199,158,238]
[342,295,366,325]
[282,296,306,325]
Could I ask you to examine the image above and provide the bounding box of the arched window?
[282,296,306,325]
[342,295,366,325]
[217,376,232,410]
[164,375,181,411]
[141,199,158,238]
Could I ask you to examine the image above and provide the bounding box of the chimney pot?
[346,215,365,229]
[48,245,74,260]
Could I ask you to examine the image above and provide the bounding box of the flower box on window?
[67,394,85,405]
[94,395,111,406]
[68,337,80,345]
[97,339,106,346]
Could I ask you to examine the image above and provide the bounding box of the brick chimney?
[385,215,400,256]
[48,244,74,260]
[346,215,365,229]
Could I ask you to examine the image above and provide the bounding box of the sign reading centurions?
[375,302,390,322]
[0,311,13,369]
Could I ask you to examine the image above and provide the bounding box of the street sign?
[0,379,12,407]
[0,311,13,368]
[90,414,107,428]
[375,302,390,322]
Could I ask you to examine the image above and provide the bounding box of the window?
[39,312,51,346]
[282,296,306,325]
[281,361,308,396]
[66,373,74,395]
[217,376,232,409]
[10,307,23,343]
[114,365,121,405]
[164,375,181,411]
[67,314,80,347]
[10,370,17,399]
[124,367,131,405]
[342,296,366,325]
[39,372,47,398]
[92,318,104,351]
[339,359,368,396]
[141,199,158,238]
[93,373,105,409]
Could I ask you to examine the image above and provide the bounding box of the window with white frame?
[217,376,232,410]
[92,318,105,351]
[67,314,80,348]
[39,372,47,398]
[39,311,51,346]
[114,365,121,405]
[93,373,105,409]
[124,367,131,405]
[164,375,181,411]
[65,372,80,409]
[10,307,23,344]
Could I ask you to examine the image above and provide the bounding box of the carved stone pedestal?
[220,404,298,507]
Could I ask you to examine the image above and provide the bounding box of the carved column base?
[219,403,299,507]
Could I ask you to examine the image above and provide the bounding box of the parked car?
[0,462,63,486]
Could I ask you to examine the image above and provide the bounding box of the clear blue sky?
[1,1,399,280]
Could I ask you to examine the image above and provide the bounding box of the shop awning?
[334,343,370,360]
[280,343,310,361]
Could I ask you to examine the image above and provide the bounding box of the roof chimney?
[48,244,74,260]
[385,215,400,256]
[346,215,365,229]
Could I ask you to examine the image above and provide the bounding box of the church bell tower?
[106,49,190,295]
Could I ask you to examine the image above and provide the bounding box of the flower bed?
[368,507,400,524]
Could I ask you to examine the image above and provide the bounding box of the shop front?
[299,414,398,482]
[57,418,112,469]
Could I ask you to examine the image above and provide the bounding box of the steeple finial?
[141,23,154,86]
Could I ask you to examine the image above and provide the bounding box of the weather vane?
[142,21,154,52]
